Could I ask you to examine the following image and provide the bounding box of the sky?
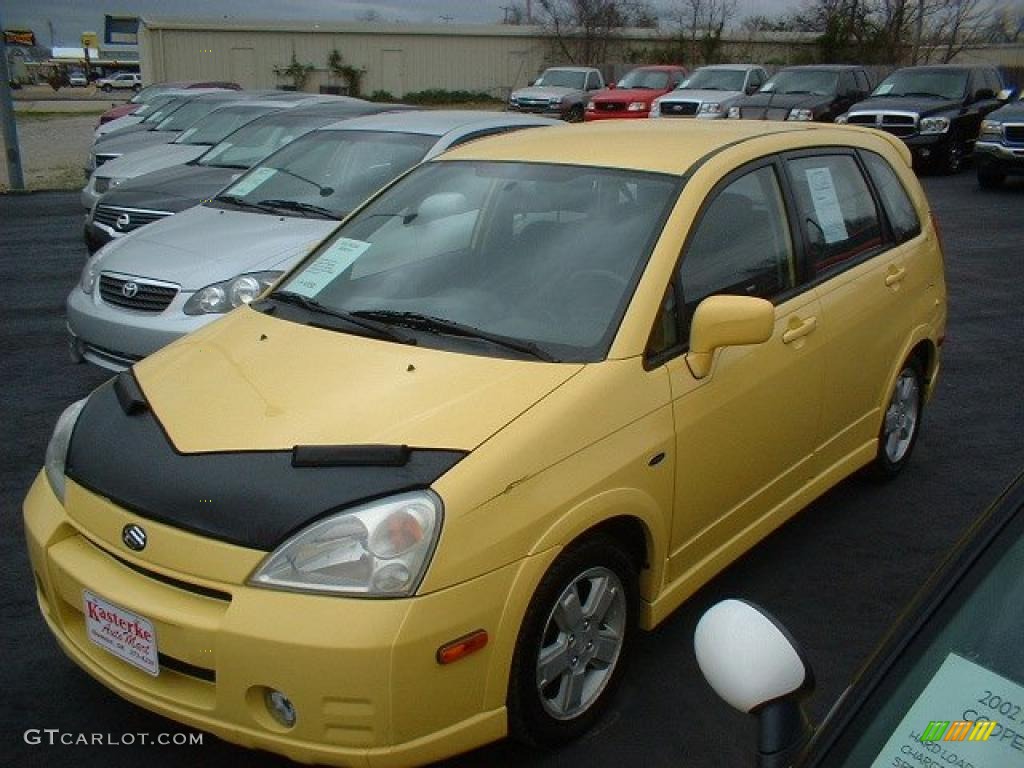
[3,0,803,47]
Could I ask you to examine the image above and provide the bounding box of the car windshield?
[154,99,228,131]
[618,69,671,89]
[172,105,277,146]
[536,70,587,89]
[269,161,679,362]
[679,68,746,91]
[140,96,187,123]
[804,492,1024,767]
[760,70,839,96]
[131,85,176,105]
[198,114,326,169]
[871,70,968,100]
[213,129,435,220]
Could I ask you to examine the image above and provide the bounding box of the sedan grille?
[659,100,699,117]
[93,206,173,234]
[1004,124,1024,145]
[98,274,179,313]
[847,112,917,138]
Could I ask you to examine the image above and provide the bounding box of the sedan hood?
[94,143,207,181]
[96,204,336,289]
[849,96,962,116]
[513,86,581,100]
[98,165,240,214]
[135,307,584,453]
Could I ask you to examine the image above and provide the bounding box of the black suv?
[840,64,1009,174]
[726,65,871,123]
[974,94,1024,188]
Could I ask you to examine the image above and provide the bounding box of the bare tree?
[671,0,738,64]
[917,0,996,62]
[536,0,657,65]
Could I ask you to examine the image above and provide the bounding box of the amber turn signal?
[436,629,489,665]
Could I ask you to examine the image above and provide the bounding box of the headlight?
[980,119,1002,140]
[249,491,443,596]
[728,106,741,119]
[79,253,102,294]
[834,113,849,125]
[586,101,595,111]
[627,101,647,112]
[920,116,950,135]
[45,398,88,503]
[93,176,112,194]
[649,100,661,118]
[788,108,814,121]
[508,95,519,105]
[698,102,723,116]
[548,97,561,106]
[182,271,282,315]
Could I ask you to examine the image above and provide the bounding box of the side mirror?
[686,295,774,379]
[608,81,617,90]
[695,599,815,768]
[406,192,468,226]
[997,88,1013,102]
[974,88,995,102]
[746,83,760,95]
[532,78,542,86]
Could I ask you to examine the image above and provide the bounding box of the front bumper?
[974,140,1024,174]
[66,284,211,371]
[507,103,564,117]
[901,132,954,163]
[584,109,649,121]
[24,473,538,767]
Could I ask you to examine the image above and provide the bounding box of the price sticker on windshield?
[876,83,895,95]
[227,167,277,197]
[286,238,372,297]
[869,652,1024,768]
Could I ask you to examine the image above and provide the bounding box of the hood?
[134,307,584,453]
[95,204,336,289]
[590,87,664,104]
[98,165,240,213]
[737,92,835,111]
[989,99,1024,121]
[94,143,209,182]
[658,88,743,104]
[849,96,962,116]
[513,85,581,100]
[94,129,179,157]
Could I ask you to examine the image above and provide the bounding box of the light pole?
[0,8,27,190]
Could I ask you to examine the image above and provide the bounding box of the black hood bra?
[65,374,466,551]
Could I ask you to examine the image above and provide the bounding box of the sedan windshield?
[154,99,229,132]
[871,70,968,100]
[537,70,587,89]
[198,114,325,169]
[270,161,679,362]
[618,69,671,90]
[173,105,277,146]
[213,129,435,220]
[141,97,187,123]
[679,68,746,92]
[760,70,838,96]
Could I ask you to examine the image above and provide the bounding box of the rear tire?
[101,84,113,93]
[508,535,638,747]
[565,105,585,123]
[867,358,925,480]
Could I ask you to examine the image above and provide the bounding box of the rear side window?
[861,152,922,244]
[786,155,882,275]
[854,70,870,93]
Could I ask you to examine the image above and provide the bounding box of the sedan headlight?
[728,106,741,119]
[182,271,282,315]
[45,398,88,502]
[920,116,951,135]
[980,119,1003,140]
[508,95,519,106]
[627,101,647,112]
[788,108,814,121]
[698,102,723,116]
[249,491,443,596]
[834,113,849,124]
[548,97,561,106]
[79,253,103,295]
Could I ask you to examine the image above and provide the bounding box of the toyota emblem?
[122,523,147,551]
[121,281,139,298]
[115,213,131,231]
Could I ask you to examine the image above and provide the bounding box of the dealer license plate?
[83,590,159,676]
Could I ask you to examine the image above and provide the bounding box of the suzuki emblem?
[122,523,147,551]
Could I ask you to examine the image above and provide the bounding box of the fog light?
[264,689,297,728]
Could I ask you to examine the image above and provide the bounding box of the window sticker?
[227,167,277,196]
[876,82,895,95]
[286,238,372,298]
[203,142,230,161]
[804,167,849,244]
[178,127,197,142]
[868,652,1024,768]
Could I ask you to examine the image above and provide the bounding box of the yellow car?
[25,120,946,766]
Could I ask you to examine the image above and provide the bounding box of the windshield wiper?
[896,91,947,99]
[351,310,556,362]
[267,292,415,344]
[257,199,339,220]
[213,194,280,213]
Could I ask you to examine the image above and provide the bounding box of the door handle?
[885,266,907,287]
[782,316,817,344]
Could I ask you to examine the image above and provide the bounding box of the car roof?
[543,66,599,73]
[319,109,559,136]
[440,120,905,176]
[697,63,763,71]
[887,64,979,72]
[778,64,865,72]
[631,65,686,71]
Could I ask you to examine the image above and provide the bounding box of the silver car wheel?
[884,369,920,464]
[536,566,627,721]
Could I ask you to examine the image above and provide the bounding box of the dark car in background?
[975,93,1024,187]
[84,99,417,251]
[727,65,871,123]
[840,64,1009,174]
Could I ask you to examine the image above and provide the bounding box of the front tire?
[565,104,584,123]
[508,535,638,747]
[101,84,112,93]
[868,358,924,479]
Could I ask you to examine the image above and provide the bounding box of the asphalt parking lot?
[2,171,1023,767]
